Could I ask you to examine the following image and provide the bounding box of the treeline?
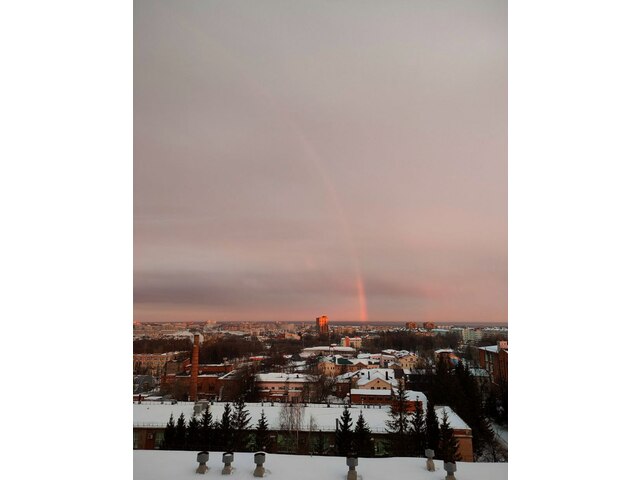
[476,333,508,347]
[133,338,192,354]
[409,358,506,461]
[162,398,273,452]
[199,337,264,363]
[332,384,461,461]
[384,383,460,461]
[363,331,460,354]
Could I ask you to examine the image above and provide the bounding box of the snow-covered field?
[134,450,507,480]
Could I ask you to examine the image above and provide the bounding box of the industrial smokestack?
[190,333,200,401]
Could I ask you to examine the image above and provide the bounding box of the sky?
[134,0,507,324]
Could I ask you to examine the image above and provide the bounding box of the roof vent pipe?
[196,451,209,474]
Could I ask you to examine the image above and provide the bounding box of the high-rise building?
[316,315,329,335]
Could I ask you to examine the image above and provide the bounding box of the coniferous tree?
[254,409,272,452]
[163,413,176,449]
[313,434,329,455]
[353,411,374,457]
[232,397,252,451]
[219,403,233,451]
[409,405,426,456]
[425,401,440,456]
[438,409,461,463]
[385,381,410,456]
[175,413,187,450]
[186,412,200,450]
[200,405,215,450]
[335,405,353,456]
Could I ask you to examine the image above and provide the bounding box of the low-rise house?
[255,373,316,403]
[133,401,473,460]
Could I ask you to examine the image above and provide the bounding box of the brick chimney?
[189,333,200,401]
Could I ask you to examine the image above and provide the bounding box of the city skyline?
[134,1,507,324]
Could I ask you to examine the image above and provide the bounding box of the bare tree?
[308,414,318,454]
[278,403,306,452]
[307,373,336,402]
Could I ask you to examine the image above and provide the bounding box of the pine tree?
[186,412,200,450]
[219,403,233,451]
[335,405,353,456]
[425,401,440,457]
[313,434,329,455]
[254,409,272,452]
[200,405,215,450]
[175,413,187,450]
[163,413,176,449]
[409,405,426,456]
[438,409,461,463]
[353,411,374,457]
[232,397,252,451]
[385,382,410,456]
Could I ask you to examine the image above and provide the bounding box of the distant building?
[301,345,356,357]
[396,353,420,370]
[255,373,315,403]
[316,315,329,335]
[133,351,187,376]
[477,341,508,385]
[462,328,484,344]
[340,336,362,349]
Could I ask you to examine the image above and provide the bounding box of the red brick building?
[477,341,508,385]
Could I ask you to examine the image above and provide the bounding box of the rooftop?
[133,401,462,432]
[134,450,507,480]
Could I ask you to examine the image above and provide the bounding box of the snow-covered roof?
[135,402,410,433]
[435,405,471,430]
[302,346,356,353]
[255,373,312,383]
[405,390,428,406]
[134,450,507,480]
[355,369,398,387]
[479,345,499,353]
[434,348,454,354]
[350,388,393,396]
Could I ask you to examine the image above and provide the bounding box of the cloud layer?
[134,0,507,323]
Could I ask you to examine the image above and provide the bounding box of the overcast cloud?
[134,0,507,323]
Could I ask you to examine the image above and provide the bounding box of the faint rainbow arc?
[169,16,369,322]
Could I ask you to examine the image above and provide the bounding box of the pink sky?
[134,0,507,324]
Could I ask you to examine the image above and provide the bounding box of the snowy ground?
[134,450,507,480]
[492,423,508,447]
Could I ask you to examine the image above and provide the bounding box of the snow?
[135,402,396,433]
[134,450,507,480]
[434,406,470,431]
[467,368,490,377]
[135,402,458,433]
[255,373,312,383]
[492,423,508,446]
[349,389,392,396]
[478,345,499,353]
